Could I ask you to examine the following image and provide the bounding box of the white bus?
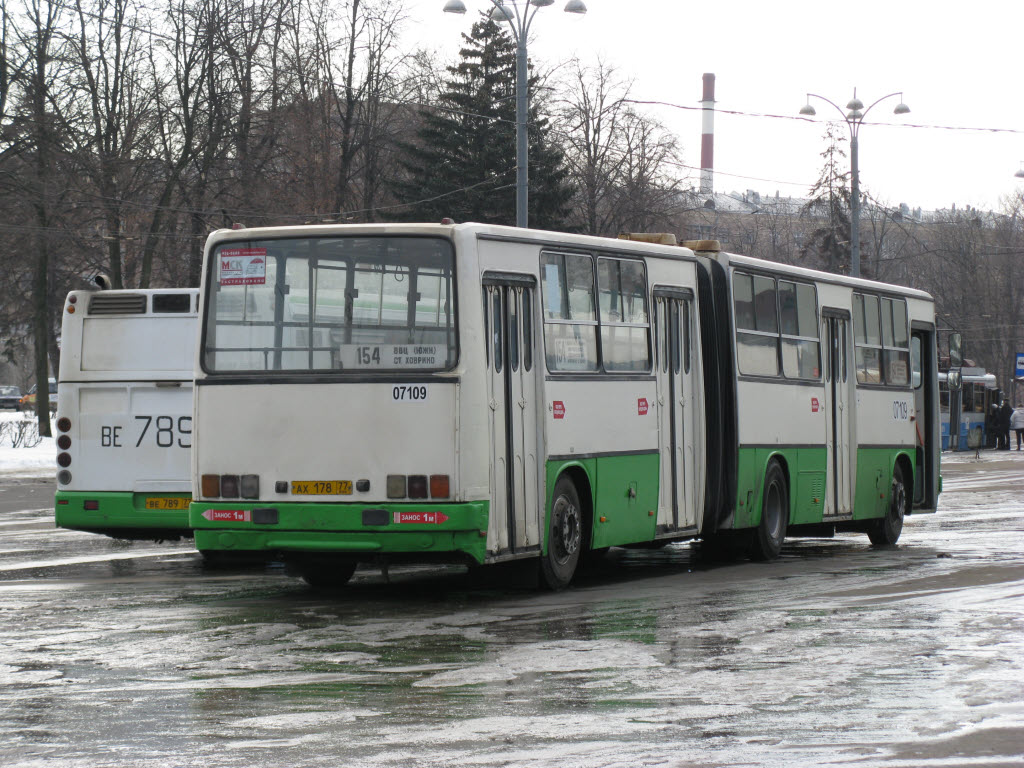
[55,288,198,540]
[188,224,940,588]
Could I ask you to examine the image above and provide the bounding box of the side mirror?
[949,332,963,369]
[947,369,962,392]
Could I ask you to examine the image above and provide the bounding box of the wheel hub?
[553,496,581,561]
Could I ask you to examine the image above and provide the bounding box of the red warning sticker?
[638,397,649,416]
[811,397,821,413]
[553,401,565,419]
[202,509,251,522]
[393,511,449,525]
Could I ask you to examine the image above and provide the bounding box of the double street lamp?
[443,0,587,228]
[799,90,910,277]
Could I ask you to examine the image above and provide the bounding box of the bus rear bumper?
[55,490,191,539]
[190,501,490,565]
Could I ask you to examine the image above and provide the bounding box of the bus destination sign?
[338,344,442,369]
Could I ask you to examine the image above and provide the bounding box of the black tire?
[869,463,907,546]
[749,461,788,561]
[539,475,584,590]
[300,559,358,589]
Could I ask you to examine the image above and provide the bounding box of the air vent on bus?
[87,294,147,315]
[152,293,192,313]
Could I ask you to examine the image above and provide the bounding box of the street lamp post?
[443,0,586,228]
[799,89,910,277]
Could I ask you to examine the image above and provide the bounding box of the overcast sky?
[403,0,1024,213]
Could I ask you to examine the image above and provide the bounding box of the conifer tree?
[800,124,852,274]
[397,13,571,228]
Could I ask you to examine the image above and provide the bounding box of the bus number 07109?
[393,386,427,402]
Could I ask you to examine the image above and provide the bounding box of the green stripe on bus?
[853,447,915,521]
[55,491,191,533]
[189,500,489,564]
[545,452,660,551]
[733,446,828,529]
[731,445,914,529]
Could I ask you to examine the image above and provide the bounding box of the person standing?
[1011,403,1024,450]
[999,400,1013,450]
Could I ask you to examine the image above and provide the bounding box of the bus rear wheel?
[869,463,907,546]
[750,461,788,561]
[540,476,583,590]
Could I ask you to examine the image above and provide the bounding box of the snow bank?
[0,412,56,479]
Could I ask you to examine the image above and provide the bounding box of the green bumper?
[190,500,490,564]
[55,491,191,534]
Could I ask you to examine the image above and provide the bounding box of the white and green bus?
[55,288,198,540]
[189,223,940,588]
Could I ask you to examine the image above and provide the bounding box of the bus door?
[911,324,939,511]
[483,275,540,555]
[654,290,699,532]
[823,311,854,517]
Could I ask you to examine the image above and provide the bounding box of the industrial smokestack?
[700,73,715,195]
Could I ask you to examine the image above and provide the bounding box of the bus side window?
[881,298,910,386]
[734,272,779,377]
[540,252,598,372]
[522,290,532,372]
[911,335,922,389]
[598,258,650,372]
[509,288,519,373]
[779,281,820,380]
[853,293,882,384]
[683,300,691,374]
[492,289,503,373]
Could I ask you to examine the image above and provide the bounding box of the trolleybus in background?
[55,288,198,540]
[189,223,940,588]
[939,369,999,451]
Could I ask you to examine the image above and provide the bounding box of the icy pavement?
[0,452,1021,767]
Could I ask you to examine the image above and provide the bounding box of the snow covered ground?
[0,411,56,479]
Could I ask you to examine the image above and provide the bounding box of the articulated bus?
[55,288,198,540]
[189,223,940,588]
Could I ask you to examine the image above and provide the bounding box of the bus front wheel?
[869,463,907,546]
[540,476,583,590]
[750,461,788,561]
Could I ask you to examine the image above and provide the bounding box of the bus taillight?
[386,475,406,499]
[430,475,450,499]
[240,474,259,499]
[220,475,240,498]
[408,475,428,499]
[201,474,221,498]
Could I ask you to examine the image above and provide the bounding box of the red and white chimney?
[700,73,715,195]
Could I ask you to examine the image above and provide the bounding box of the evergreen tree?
[800,124,852,274]
[396,14,572,228]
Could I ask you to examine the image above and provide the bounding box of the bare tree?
[555,57,630,235]
[68,0,155,288]
[18,0,73,435]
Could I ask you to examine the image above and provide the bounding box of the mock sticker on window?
[219,248,267,286]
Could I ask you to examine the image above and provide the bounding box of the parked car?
[17,378,57,412]
[0,385,21,409]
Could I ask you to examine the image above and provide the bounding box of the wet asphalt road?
[0,454,1022,768]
